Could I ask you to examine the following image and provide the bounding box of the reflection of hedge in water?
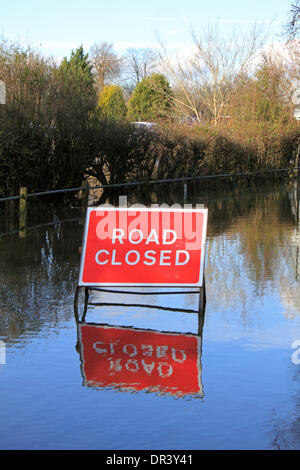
[0,196,81,234]
[203,183,300,319]
[0,218,82,341]
[206,181,298,288]
[233,189,297,283]
[199,178,296,238]
[101,176,296,234]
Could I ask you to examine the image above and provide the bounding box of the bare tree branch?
[284,0,300,40]
[157,22,269,124]
[123,47,158,89]
[90,42,123,91]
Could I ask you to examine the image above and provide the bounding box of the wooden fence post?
[183,182,188,204]
[19,187,27,238]
[80,181,89,225]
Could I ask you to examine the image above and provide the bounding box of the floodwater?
[0,178,300,450]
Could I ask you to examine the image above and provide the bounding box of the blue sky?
[0,0,293,60]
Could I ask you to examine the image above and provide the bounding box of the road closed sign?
[78,207,208,287]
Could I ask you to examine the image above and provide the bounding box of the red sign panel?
[78,324,203,397]
[78,207,208,287]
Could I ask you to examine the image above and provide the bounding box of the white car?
[130,121,157,130]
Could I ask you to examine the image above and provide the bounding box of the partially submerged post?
[80,181,89,225]
[183,183,188,203]
[19,187,27,238]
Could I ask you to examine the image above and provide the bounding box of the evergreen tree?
[97,85,127,120]
[49,46,98,190]
[57,45,96,115]
[60,45,94,88]
[127,73,174,122]
[253,56,287,122]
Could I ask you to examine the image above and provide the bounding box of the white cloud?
[114,41,159,53]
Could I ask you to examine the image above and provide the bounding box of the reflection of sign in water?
[78,324,203,397]
[78,207,208,287]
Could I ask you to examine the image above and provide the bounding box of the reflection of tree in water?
[236,186,300,319]
[202,178,300,322]
[104,175,293,233]
[0,215,82,342]
[235,190,296,282]
[198,178,300,449]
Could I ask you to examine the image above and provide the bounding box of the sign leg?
[198,277,206,335]
[74,286,80,322]
[198,276,206,314]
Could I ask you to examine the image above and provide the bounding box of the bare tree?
[157,22,268,124]
[0,39,57,117]
[124,47,157,87]
[284,0,300,40]
[90,42,122,91]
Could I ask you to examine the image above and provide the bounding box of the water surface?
[0,178,299,450]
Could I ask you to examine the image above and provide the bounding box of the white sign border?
[78,206,208,288]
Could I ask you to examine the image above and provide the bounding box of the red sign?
[78,207,208,287]
[78,324,203,397]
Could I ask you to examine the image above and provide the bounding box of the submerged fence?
[1,165,300,238]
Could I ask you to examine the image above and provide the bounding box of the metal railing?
[1,165,299,203]
[0,165,299,238]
